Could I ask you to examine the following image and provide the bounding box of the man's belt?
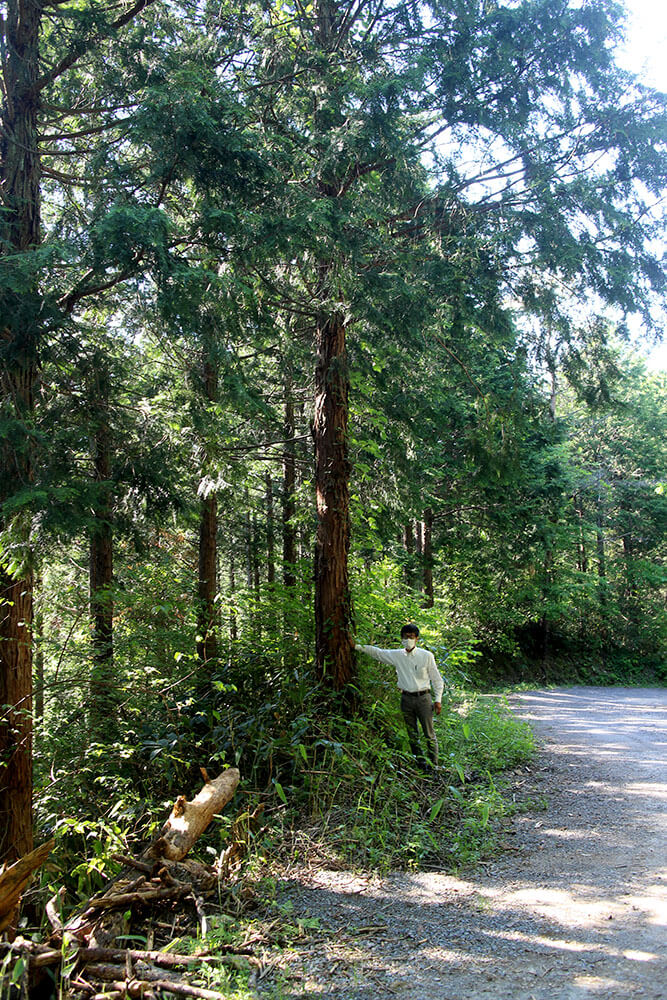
[401,689,430,696]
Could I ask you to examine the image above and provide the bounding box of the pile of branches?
[0,768,271,1000]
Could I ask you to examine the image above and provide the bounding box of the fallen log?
[0,840,54,933]
[111,855,154,875]
[78,946,257,966]
[145,978,235,1000]
[2,771,247,999]
[144,768,240,862]
[83,885,189,913]
[1,940,259,972]
[86,959,253,984]
[101,976,234,1000]
[63,773,240,949]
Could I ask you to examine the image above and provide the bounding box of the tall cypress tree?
[236,0,665,699]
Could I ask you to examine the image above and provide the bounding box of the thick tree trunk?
[265,471,276,586]
[34,573,44,722]
[0,572,33,865]
[89,365,115,737]
[228,547,237,642]
[196,356,218,668]
[422,509,434,607]
[1,2,42,254]
[197,494,218,665]
[415,519,423,557]
[0,0,43,864]
[403,522,415,588]
[313,314,354,692]
[282,373,297,589]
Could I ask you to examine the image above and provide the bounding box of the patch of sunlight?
[624,888,667,926]
[575,974,628,991]
[623,949,660,962]
[538,826,603,840]
[503,887,626,927]
[486,927,595,954]
[555,745,631,760]
[411,875,480,896]
[422,946,477,966]
[489,927,661,964]
[622,781,667,801]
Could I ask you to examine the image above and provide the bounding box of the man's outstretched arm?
[348,636,398,666]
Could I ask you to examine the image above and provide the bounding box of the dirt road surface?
[270,687,666,999]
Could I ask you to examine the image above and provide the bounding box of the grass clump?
[275,682,536,872]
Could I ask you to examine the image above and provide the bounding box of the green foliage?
[273,686,535,871]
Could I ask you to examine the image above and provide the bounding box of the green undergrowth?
[32,667,535,918]
[269,689,536,872]
[26,677,537,999]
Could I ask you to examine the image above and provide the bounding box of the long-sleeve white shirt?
[355,643,444,702]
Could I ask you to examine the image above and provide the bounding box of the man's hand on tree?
[347,634,357,649]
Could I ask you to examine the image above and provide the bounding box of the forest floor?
[260,687,666,1000]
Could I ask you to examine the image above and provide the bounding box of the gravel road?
[268,687,666,1000]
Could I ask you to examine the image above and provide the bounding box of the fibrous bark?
[197,354,219,668]
[89,362,115,737]
[313,313,354,692]
[0,0,43,865]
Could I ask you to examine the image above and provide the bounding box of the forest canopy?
[1,0,665,869]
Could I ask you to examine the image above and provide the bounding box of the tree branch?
[58,267,137,313]
[33,0,160,95]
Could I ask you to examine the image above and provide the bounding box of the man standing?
[350,624,444,770]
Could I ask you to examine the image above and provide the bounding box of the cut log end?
[145,768,240,863]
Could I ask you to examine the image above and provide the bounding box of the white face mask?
[402,637,417,650]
